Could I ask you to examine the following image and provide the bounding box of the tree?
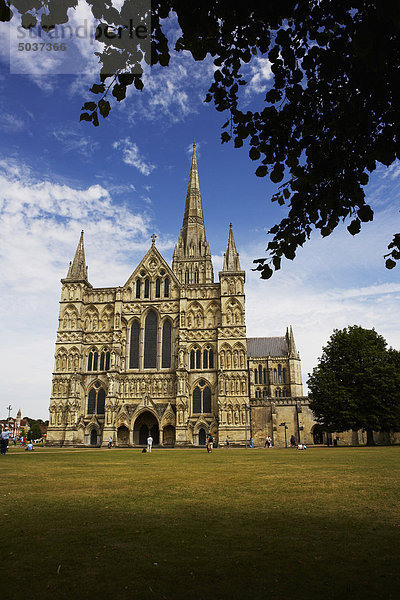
[308,326,400,445]
[2,1,400,272]
[27,420,43,441]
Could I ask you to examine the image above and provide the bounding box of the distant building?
[47,144,319,447]
[0,409,29,439]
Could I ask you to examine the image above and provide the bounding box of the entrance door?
[134,411,159,446]
[198,428,206,446]
[117,425,129,445]
[163,425,175,446]
[90,429,97,446]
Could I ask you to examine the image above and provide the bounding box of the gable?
[123,245,180,290]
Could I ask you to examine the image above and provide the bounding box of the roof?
[247,337,289,358]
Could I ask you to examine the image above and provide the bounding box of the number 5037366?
[18,43,67,51]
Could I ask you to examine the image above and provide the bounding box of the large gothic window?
[87,384,106,414]
[136,279,141,298]
[144,310,157,368]
[161,320,172,368]
[283,368,287,383]
[192,380,212,414]
[144,278,150,298]
[254,368,258,384]
[155,278,161,298]
[129,321,140,369]
[278,364,282,383]
[258,365,262,384]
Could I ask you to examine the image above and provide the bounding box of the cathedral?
[47,144,316,448]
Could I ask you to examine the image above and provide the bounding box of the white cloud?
[112,137,155,175]
[0,112,25,132]
[52,128,99,155]
[245,57,273,96]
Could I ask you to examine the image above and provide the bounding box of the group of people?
[0,428,36,454]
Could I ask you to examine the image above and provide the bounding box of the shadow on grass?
[3,502,399,600]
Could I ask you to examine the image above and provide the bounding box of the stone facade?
[47,144,315,447]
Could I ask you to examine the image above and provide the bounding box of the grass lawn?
[1,446,399,600]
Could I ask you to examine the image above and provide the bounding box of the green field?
[1,446,399,600]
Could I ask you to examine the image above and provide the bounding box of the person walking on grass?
[207,433,213,453]
[108,436,113,448]
[0,427,11,455]
[147,434,153,453]
[226,435,230,448]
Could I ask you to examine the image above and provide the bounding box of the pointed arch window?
[87,383,106,415]
[185,270,189,284]
[203,347,214,370]
[164,277,170,297]
[283,368,287,383]
[129,321,140,369]
[99,348,110,372]
[254,369,258,384]
[273,368,277,383]
[155,278,161,298]
[97,387,105,414]
[278,364,282,383]
[192,381,211,414]
[136,279,141,298]
[144,278,150,298]
[196,349,201,369]
[190,349,195,370]
[194,269,199,283]
[88,388,96,414]
[193,386,201,413]
[161,320,172,368]
[88,349,98,372]
[258,365,262,384]
[263,369,267,384]
[144,310,157,368]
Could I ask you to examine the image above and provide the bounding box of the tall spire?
[223,223,241,271]
[172,143,214,284]
[66,231,88,281]
[181,142,206,248]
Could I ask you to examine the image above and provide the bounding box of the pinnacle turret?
[286,326,298,356]
[222,223,241,271]
[66,231,88,281]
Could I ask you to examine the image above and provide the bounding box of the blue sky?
[0,3,399,420]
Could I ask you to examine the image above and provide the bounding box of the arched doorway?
[117,425,129,446]
[90,428,97,446]
[163,425,175,446]
[133,411,159,446]
[198,427,206,446]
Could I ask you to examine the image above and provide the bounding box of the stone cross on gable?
[151,233,157,245]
